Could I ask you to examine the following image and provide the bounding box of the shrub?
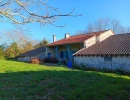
[60,59,67,65]
[0,48,5,60]
[30,58,40,64]
[100,68,114,73]
[72,63,87,70]
[44,57,59,63]
[72,63,80,69]
[73,63,98,71]
[80,63,87,70]
[115,68,125,75]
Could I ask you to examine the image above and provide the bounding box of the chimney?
[96,35,100,43]
[65,33,70,39]
[53,35,56,42]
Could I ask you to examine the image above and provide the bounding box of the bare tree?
[85,18,130,34]
[86,18,110,33]
[110,19,122,34]
[0,29,40,54]
[0,29,37,49]
[34,38,49,48]
[125,27,130,33]
[0,0,81,27]
[87,23,95,33]
[95,18,110,31]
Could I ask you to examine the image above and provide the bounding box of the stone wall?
[74,55,130,71]
[17,53,46,62]
[18,57,31,62]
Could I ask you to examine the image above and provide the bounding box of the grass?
[0,60,130,100]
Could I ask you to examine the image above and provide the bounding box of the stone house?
[17,30,114,63]
[46,30,114,62]
[74,33,130,71]
[17,29,130,71]
[17,47,46,62]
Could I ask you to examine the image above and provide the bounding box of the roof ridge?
[47,30,109,46]
[71,30,109,37]
[114,33,130,36]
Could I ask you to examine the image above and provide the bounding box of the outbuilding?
[17,47,46,62]
[74,33,130,71]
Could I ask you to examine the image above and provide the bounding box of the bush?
[72,63,87,70]
[0,55,4,60]
[99,68,114,73]
[60,59,67,65]
[72,63,98,71]
[80,63,87,70]
[30,58,40,64]
[72,63,80,69]
[115,68,125,75]
[0,48,5,60]
[44,58,59,63]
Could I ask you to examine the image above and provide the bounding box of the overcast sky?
[0,0,130,42]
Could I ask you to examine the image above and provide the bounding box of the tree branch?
[0,0,82,27]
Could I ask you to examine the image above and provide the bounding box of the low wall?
[17,57,31,62]
[17,53,45,62]
[74,55,130,71]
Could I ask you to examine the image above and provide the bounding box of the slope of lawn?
[0,60,130,100]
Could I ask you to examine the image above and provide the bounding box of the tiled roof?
[74,33,130,56]
[47,30,108,46]
[17,47,46,57]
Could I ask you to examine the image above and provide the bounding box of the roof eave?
[47,42,84,47]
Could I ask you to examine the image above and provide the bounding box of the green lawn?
[0,60,130,100]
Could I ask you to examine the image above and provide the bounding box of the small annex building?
[17,47,46,62]
[74,33,130,71]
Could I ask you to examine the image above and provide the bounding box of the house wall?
[58,43,81,53]
[58,43,82,58]
[46,43,82,61]
[99,30,114,42]
[84,36,96,48]
[45,47,55,58]
[46,43,82,58]
[84,30,114,48]
[71,43,83,50]
[74,55,130,71]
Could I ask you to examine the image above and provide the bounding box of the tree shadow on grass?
[0,70,130,100]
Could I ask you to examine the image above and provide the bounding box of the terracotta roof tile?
[74,33,130,56]
[47,30,108,46]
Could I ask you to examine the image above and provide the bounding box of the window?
[104,56,112,62]
[48,53,51,58]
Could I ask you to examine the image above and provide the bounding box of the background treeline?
[76,18,130,35]
[0,30,49,59]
